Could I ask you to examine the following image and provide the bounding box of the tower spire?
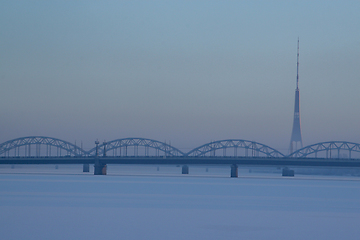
[296,37,299,90]
[290,38,303,154]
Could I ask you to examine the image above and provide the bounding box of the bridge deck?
[1,156,360,168]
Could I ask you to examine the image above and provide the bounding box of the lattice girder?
[185,139,284,157]
[87,138,185,157]
[289,141,360,158]
[0,136,86,156]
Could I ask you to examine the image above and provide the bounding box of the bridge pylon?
[83,164,90,172]
[94,140,107,175]
[94,160,106,175]
[182,165,189,174]
[231,164,238,178]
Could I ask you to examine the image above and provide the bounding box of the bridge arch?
[87,138,185,157]
[288,141,360,159]
[186,139,285,157]
[0,136,86,157]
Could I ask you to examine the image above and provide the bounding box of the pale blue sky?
[1,0,359,152]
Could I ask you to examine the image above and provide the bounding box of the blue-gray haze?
[1,1,360,153]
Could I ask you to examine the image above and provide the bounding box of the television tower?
[290,38,303,153]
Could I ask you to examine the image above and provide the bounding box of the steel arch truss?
[88,138,185,157]
[186,139,285,158]
[289,141,360,159]
[0,136,86,157]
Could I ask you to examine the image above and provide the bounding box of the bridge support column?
[231,164,238,178]
[94,159,106,175]
[282,167,294,177]
[182,165,189,174]
[83,164,89,172]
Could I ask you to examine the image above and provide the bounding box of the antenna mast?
[290,37,303,153]
[296,38,299,90]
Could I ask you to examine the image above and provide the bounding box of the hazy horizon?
[1,1,359,153]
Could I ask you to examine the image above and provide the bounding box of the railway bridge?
[1,136,360,177]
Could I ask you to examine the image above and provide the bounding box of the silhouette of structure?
[290,38,303,153]
[1,136,360,177]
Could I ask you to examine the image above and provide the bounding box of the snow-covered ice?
[0,165,359,240]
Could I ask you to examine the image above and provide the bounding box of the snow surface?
[0,165,360,240]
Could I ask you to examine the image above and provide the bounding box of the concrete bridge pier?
[83,164,89,172]
[182,165,189,174]
[94,159,106,175]
[231,164,238,178]
[93,140,107,175]
[282,167,294,177]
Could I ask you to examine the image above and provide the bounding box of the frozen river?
[0,165,360,240]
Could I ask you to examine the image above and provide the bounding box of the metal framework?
[185,139,285,158]
[289,38,303,153]
[1,137,360,160]
[288,141,360,159]
[87,138,185,157]
[0,136,86,157]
